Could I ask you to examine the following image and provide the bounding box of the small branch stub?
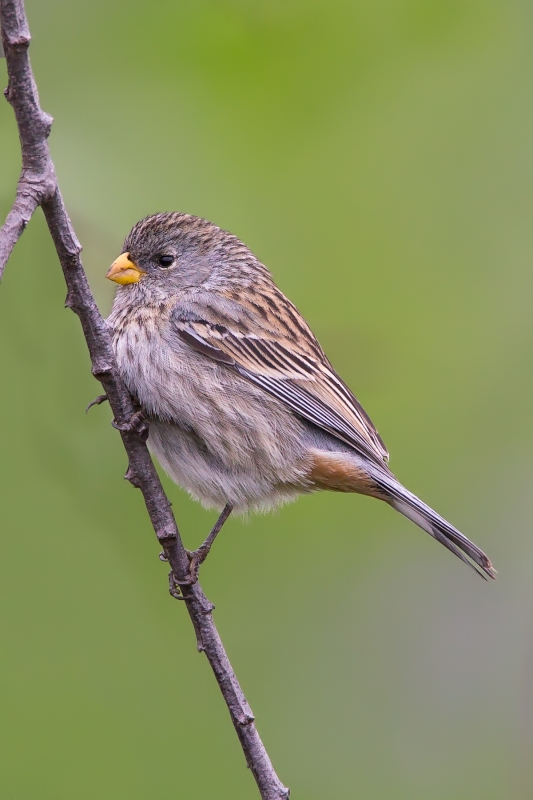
[124,464,142,489]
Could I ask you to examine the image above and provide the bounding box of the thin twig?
[0,3,289,798]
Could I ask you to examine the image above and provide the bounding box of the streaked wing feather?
[171,299,388,465]
[235,368,384,462]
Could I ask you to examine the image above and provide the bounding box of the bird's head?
[106,212,265,295]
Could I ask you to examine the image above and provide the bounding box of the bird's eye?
[158,255,174,268]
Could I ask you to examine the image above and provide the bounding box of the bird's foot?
[111,409,149,441]
[173,503,233,587]
[171,547,206,589]
[177,547,207,587]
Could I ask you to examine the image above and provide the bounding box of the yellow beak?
[106,252,146,285]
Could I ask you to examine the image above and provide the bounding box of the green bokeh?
[1,1,533,797]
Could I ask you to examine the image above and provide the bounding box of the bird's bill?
[106,252,146,284]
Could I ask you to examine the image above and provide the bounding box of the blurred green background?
[1,1,533,797]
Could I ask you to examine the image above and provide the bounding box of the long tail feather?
[370,468,496,580]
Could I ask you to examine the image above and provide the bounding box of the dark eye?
[158,255,174,268]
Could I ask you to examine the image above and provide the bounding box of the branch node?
[43,111,53,138]
[124,465,142,488]
[91,362,113,379]
[11,34,30,50]
[157,530,178,548]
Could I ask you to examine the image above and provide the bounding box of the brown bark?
[0,4,289,797]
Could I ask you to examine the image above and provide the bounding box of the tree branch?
[0,3,289,798]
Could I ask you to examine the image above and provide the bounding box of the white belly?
[110,309,312,512]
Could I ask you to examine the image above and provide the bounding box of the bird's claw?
[168,571,186,600]
[173,548,204,587]
[111,409,149,441]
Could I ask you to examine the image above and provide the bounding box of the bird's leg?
[175,503,233,587]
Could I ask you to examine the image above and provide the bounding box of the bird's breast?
[108,302,310,473]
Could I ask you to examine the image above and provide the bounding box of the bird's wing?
[170,290,389,466]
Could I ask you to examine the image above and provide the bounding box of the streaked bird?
[106,213,495,582]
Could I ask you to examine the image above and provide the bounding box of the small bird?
[106,212,495,581]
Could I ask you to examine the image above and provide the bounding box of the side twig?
[0,3,289,798]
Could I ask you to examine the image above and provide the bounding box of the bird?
[106,212,495,582]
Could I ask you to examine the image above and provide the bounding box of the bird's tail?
[368,466,496,580]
